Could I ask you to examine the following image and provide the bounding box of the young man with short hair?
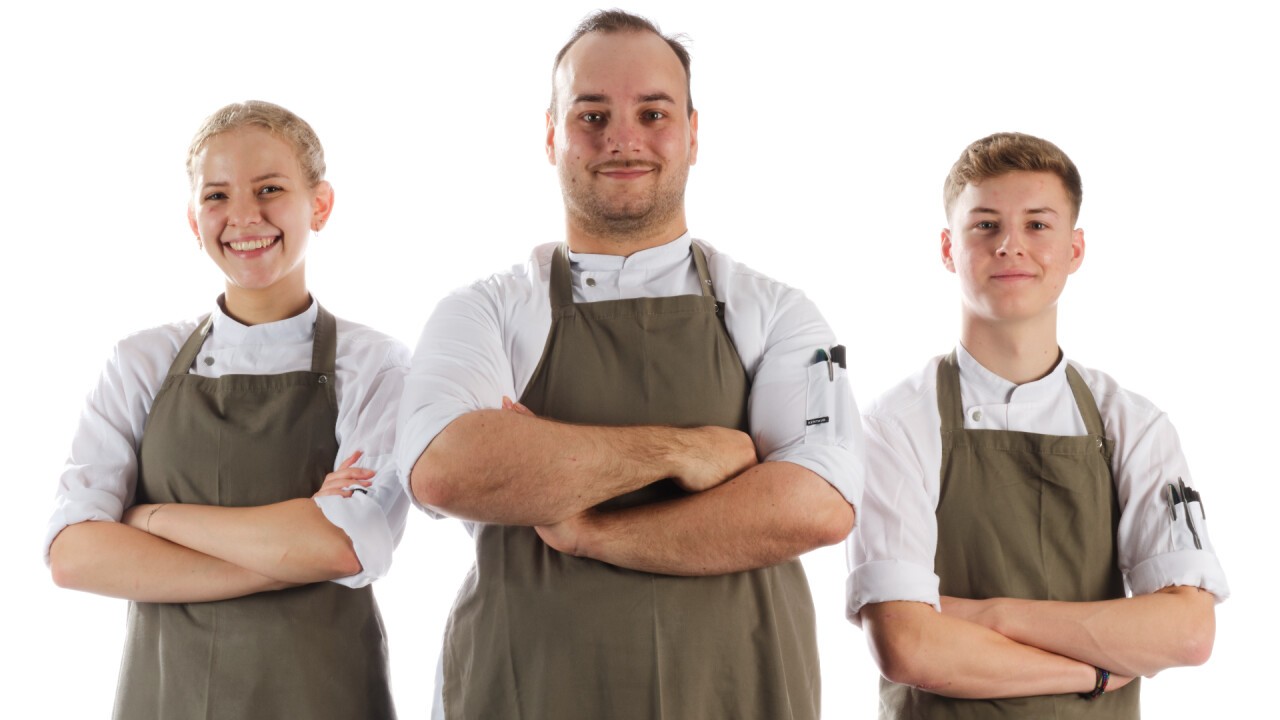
[847,132,1228,718]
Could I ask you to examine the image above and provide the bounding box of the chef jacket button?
[203,356,214,366]
[971,410,982,422]
[586,277,597,287]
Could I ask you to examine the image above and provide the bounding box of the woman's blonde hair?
[186,100,326,188]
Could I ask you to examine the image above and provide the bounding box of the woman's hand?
[314,450,375,498]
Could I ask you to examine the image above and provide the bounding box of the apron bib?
[442,244,820,720]
[882,351,1138,719]
[115,306,395,720]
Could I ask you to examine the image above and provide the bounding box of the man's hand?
[536,511,594,557]
[502,395,755,494]
[667,426,758,492]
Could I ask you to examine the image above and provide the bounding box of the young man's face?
[942,170,1084,327]
[546,30,698,240]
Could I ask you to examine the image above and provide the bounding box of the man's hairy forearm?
[412,409,754,525]
[49,521,292,603]
[565,461,853,575]
[862,601,1114,699]
[953,586,1216,677]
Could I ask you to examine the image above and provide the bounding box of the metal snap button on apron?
[318,375,328,384]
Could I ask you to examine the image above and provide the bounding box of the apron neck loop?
[1064,363,1106,438]
[310,304,338,376]
[691,242,715,299]
[550,244,576,311]
[166,314,214,377]
[936,350,967,431]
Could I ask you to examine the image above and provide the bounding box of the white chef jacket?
[45,300,411,588]
[846,344,1229,622]
[396,234,864,521]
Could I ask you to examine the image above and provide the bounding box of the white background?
[1,0,1273,717]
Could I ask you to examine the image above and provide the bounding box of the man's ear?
[545,111,557,166]
[1068,227,1085,274]
[688,109,699,165]
[941,228,956,273]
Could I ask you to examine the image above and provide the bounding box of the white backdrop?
[1,1,1273,717]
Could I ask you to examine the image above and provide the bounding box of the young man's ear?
[1068,228,1085,274]
[941,228,956,273]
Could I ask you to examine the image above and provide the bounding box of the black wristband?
[1081,667,1110,700]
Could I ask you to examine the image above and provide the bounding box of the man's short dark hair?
[549,9,694,118]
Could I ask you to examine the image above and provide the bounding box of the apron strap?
[1064,363,1106,438]
[549,244,576,313]
[311,304,338,376]
[691,242,715,299]
[166,314,214,378]
[936,350,966,432]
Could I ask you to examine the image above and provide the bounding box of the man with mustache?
[396,9,861,720]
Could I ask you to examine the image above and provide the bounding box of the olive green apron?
[115,305,395,720]
[881,351,1138,719]
[442,243,820,719]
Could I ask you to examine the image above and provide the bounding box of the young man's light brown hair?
[186,100,327,189]
[548,9,694,117]
[943,132,1083,221]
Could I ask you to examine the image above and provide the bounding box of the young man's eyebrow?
[1026,207,1060,216]
[571,93,609,105]
[967,207,1001,215]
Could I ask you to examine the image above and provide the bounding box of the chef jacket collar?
[566,232,693,272]
[209,295,320,346]
[955,342,1069,405]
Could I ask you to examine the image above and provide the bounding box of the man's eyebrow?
[1026,207,1060,216]
[967,207,1000,215]
[639,92,676,104]
[570,92,677,105]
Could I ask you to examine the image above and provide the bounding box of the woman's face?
[187,126,332,304]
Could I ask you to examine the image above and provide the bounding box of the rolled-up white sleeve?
[396,285,516,516]
[44,334,173,563]
[320,334,412,588]
[1107,396,1230,602]
[845,413,942,623]
[729,269,864,509]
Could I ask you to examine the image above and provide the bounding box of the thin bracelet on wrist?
[1081,667,1111,700]
[146,503,167,534]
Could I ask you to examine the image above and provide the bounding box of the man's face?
[942,171,1084,326]
[546,30,698,240]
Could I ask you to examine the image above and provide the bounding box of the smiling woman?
[44,101,410,719]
